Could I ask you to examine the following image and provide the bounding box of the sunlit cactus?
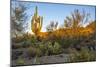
[31,6,43,35]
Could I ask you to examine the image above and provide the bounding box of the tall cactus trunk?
[31,6,43,36]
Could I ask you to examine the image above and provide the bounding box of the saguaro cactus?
[31,6,43,35]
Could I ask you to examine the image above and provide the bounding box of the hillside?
[12,21,96,66]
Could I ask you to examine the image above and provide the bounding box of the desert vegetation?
[11,2,96,66]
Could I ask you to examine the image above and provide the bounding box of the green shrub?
[22,41,31,48]
[57,38,72,48]
[46,43,54,55]
[38,42,52,56]
[78,48,96,61]
[68,47,96,62]
[27,47,37,57]
[39,44,48,55]
[27,46,43,57]
[38,41,62,56]
[35,48,43,57]
[16,58,25,65]
[30,37,36,44]
[45,41,62,55]
[53,42,62,54]
[12,44,23,49]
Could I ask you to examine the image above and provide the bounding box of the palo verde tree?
[64,9,90,28]
[46,21,58,32]
[11,1,28,37]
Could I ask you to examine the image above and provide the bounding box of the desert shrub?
[40,41,53,56]
[22,44,30,48]
[12,43,23,49]
[65,48,79,62]
[22,41,31,48]
[45,41,62,55]
[38,44,45,51]
[35,48,43,57]
[38,41,62,56]
[46,43,54,55]
[12,37,24,43]
[57,38,73,48]
[27,47,37,57]
[52,42,62,54]
[38,44,48,55]
[12,50,23,60]
[68,47,96,62]
[16,58,25,65]
[78,48,96,61]
[27,46,43,57]
[30,36,37,44]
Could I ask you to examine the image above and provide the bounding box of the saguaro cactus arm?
[40,16,43,31]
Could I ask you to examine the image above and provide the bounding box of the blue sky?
[12,1,96,32]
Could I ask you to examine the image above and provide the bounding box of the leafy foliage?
[64,9,90,28]
[11,1,28,37]
[16,58,25,65]
[27,46,43,57]
[68,48,96,62]
[46,21,58,32]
